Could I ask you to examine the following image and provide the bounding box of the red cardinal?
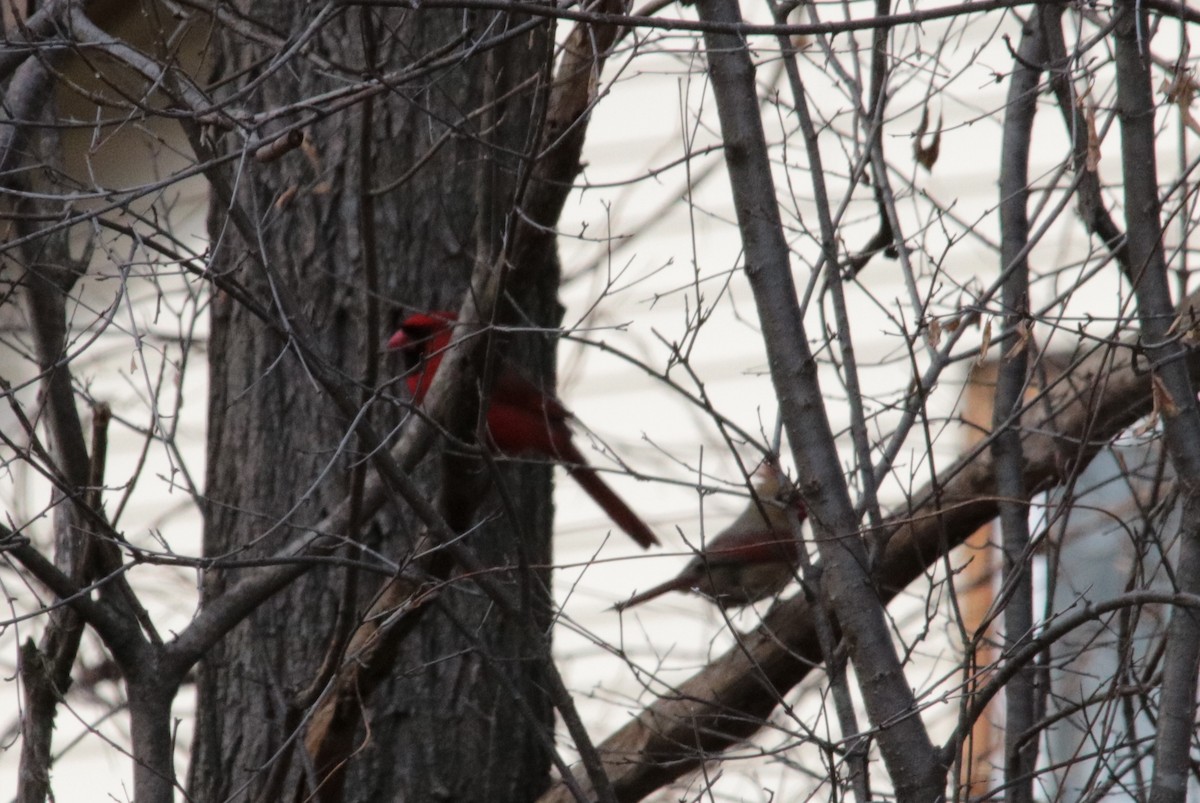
[388,311,660,549]
[614,466,803,610]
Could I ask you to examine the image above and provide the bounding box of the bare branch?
[1112,3,1200,800]
[691,0,944,794]
[993,10,1049,801]
[541,285,1200,802]
[341,0,1200,38]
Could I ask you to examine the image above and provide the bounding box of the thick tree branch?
[769,7,872,797]
[285,2,632,794]
[691,0,944,796]
[0,0,80,83]
[539,285,1200,802]
[120,3,628,797]
[5,541,148,665]
[6,50,156,803]
[18,405,119,803]
[1111,4,1200,801]
[994,11,1047,801]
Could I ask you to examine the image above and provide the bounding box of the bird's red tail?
[557,439,658,548]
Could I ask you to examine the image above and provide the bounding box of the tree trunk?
[189,6,558,801]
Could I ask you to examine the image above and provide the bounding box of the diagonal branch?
[1111,3,1200,801]
[539,291,1200,803]
[6,50,155,803]
[690,0,944,795]
[0,0,82,83]
[96,3,633,798]
[289,4,634,797]
[1043,9,1132,278]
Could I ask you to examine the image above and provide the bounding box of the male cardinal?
[388,311,660,549]
[614,466,803,610]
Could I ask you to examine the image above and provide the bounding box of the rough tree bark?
[189,6,559,801]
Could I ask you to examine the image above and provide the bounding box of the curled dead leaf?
[1160,68,1200,136]
[977,319,993,365]
[275,185,299,209]
[927,317,942,348]
[1151,374,1180,418]
[1004,319,1032,361]
[944,308,982,334]
[254,129,304,163]
[913,106,942,172]
[1085,98,1101,172]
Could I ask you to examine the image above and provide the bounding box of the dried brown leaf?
[254,129,304,163]
[913,107,942,172]
[1161,69,1200,135]
[1004,320,1032,361]
[1152,374,1180,418]
[1160,69,1198,105]
[1182,319,1200,347]
[1085,99,1101,173]
[275,185,299,209]
[977,319,993,365]
[945,308,982,334]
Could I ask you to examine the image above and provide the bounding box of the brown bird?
[614,466,804,611]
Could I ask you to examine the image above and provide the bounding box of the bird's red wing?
[484,369,576,456]
[485,402,571,458]
[489,369,572,422]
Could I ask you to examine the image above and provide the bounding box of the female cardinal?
[614,466,803,610]
[388,311,660,549]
